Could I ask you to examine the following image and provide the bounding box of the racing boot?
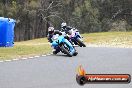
[52,49,59,55]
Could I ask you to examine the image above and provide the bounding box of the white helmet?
[48,27,54,34]
[61,22,67,28]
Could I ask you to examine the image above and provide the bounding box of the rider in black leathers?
[61,22,77,45]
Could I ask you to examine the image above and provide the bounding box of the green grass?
[0,32,132,60]
[82,32,132,46]
[0,38,52,60]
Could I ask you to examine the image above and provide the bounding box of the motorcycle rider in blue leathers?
[47,27,76,55]
[47,27,62,54]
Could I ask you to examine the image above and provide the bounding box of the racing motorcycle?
[51,34,78,57]
[67,29,86,47]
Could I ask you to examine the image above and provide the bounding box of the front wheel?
[73,51,78,56]
[60,45,72,57]
[77,38,86,47]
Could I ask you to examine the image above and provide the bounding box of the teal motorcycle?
[52,34,78,57]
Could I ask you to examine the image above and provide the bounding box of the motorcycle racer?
[47,27,62,54]
[61,22,86,47]
[47,27,78,55]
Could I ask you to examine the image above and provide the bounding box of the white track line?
[0,53,52,63]
[28,57,34,59]
[34,56,40,58]
[42,55,46,57]
[21,58,28,60]
[13,59,19,61]
[0,61,4,63]
[5,60,11,62]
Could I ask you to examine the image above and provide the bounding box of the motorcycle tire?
[73,51,78,56]
[77,38,86,47]
[60,45,72,57]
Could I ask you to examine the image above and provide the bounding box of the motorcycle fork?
[59,43,70,52]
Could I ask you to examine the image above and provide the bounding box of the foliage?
[0,0,131,41]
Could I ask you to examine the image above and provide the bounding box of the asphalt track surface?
[0,47,132,88]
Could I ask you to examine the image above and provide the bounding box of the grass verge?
[0,38,52,60]
[0,32,132,60]
[82,32,132,47]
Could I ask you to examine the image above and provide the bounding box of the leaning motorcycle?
[51,34,78,57]
[68,29,86,47]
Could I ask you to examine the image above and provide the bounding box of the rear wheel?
[77,38,86,47]
[60,45,72,57]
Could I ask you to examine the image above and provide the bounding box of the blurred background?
[0,0,131,41]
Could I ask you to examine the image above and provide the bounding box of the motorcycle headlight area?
[52,34,59,41]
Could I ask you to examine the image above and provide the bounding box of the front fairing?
[70,32,81,41]
[52,34,75,55]
[75,32,81,38]
[57,35,65,44]
[52,35,65,45]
